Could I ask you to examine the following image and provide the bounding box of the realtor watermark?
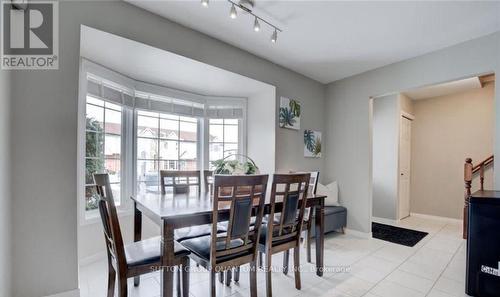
[481,261,500,277]
[149,265,351,274]
[1,0,58,69]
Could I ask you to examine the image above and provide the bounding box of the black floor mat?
[372,222,428,247]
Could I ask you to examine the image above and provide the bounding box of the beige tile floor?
[79,215,468,297]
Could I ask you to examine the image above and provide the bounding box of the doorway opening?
[371,74,495,229]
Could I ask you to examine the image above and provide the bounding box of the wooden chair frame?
[160,170,201,195]
[94,173,189,297]
[260,173,310,297]
[186,174,269,297]
[304,171,319,263]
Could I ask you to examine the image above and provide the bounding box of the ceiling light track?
[200,0,282,43]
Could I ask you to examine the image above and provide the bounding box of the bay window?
[79,60,246,222]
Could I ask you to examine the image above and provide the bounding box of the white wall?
[372,94,399,220]
[0,68,12,297]
[324,32,500,234]
[410,83,495,219]
[8,2,325,296]
[247,90,276,175]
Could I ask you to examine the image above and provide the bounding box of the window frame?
[78,59,247,225]
[206,118,246,169]
[134,110,202,195]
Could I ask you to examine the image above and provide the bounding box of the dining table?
[131,190,326,297]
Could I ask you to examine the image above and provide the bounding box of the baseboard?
[410,212,462,224]
[372,216,398,225]
[344,228,372,239]
[79,251,106,266]
[44,288,80,297]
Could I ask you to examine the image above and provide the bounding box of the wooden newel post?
[463,158,473,239]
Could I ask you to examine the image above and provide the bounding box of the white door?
[399,116,412,219]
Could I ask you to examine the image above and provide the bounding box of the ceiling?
[127,0,500,84]
[402,77,482,100]
[80,25,272,98]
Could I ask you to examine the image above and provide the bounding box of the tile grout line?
[363,221,450,297]
[424,227,465,297]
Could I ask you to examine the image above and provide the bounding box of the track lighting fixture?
[229,4,237,19]
[203,0,282,43]
[253,17,260,32]
[271,29,277,43]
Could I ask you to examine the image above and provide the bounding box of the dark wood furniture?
[463,155,494,239]
[282,171,319,269]
[131,182,326,297]
[304,171,319,263]
[466,190,500,297]
[160,170,214,242]
[204,170,213,193]
[259,173,310,297]
[94,173,190,297]
[160,170,201,195]
[181,174,269,297]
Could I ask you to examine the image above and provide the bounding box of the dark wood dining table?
[131,191,326,297]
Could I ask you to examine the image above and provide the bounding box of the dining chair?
[160,170,201,195]
[159,170,225,242]
[204,170,214,193]
[303,171,319,264]
[281,171,318,271]
[94,173,191,297]
[259,173,310,297]
[181,174,269,297]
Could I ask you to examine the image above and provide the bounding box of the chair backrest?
[211,174,269,266]
[94,173,126,271]
[309,171,320,195]
[266,173,310,247]
[204,170,213,193]
[160,170,201,195]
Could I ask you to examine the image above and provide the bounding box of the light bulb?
[271,29,277,43]
[230,4,237,19]
[253,17,260,32]
[201,0,209,7]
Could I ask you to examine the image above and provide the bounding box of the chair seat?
[125,236,189,267]
[181,235,250,262]
[175,225,212,242]
[259,224,296,246]
[175,224,225,241]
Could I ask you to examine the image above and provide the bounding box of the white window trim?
[204,118,247,170]
[78,59,247,225]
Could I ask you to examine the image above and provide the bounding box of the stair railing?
[463,155,494,239]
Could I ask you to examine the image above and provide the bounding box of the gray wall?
[0,69,12,297]
[372,94,399,220]
[324,32,500,234]
[9,1,325,296]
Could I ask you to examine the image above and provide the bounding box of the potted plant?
[211,153,261,196]
[211,153,259,175]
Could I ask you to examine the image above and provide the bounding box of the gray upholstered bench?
[310,205,347,236]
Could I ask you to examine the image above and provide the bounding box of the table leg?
[161,220,175,297]
[134,202,142,286]
[314,201,324,276]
